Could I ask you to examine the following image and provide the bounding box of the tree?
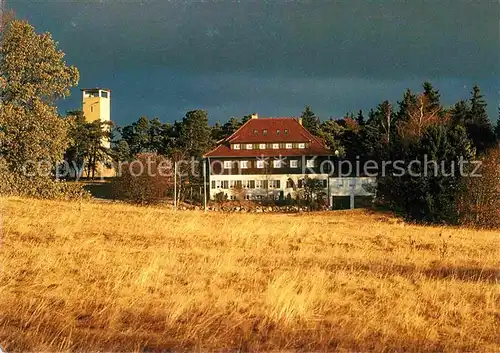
[0,20,79,196]
[303,177,327,210]
[356,110,365,126]
[112,153,173,204]
[397,94,443,144]
[319,118,345,156]
[221,117,242,138]
[396,89,417,122]
[422,82,441,114]
[178,110,212,158]
[451,100,469,126]
[495,116,500,141]
[377,124,474,223]
[467,84,496,154]
[300,106,321,136]
[457,146,500,228]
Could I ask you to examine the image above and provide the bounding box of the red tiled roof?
[204,117,332,157]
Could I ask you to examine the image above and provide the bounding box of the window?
[259,143,266,149]
[298,143,306,149]
[233,144,240,150]
[246,144,253,150]
[256,160,265,169]
[223,161,232,169]
[262,180,269,189]
[290,160,298,168]
[286,178,295,188]
[101,91,108,98]
[272,143,279,149]
[229,180,235,188]
[240,160,249,169]
[286,143,292,149]
[276,129,280,135]
[222,180,229,189]
[211,181,215,189]
[253,129,258,135]
[245,195,251,200]
[249,180,255,189]
[263,129,268,135]
[242,180,249,188]
[272,180,281,188]
[298,179,304,188]
[273,160,282,168]
[322,180,328,188]
[235,180,242,188]
[306,159,315,168]
[255,180,262,188]
[284,129,289,135]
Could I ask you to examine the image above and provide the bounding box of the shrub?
[111,153,173,204]
[214,191,228,203]
[0,158,89,200]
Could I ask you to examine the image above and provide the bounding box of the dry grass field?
[0,197,498,352]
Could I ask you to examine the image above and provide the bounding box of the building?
[204,114,376,208]
[81,88,114,177]
[81,88,111,149]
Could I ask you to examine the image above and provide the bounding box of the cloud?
[13,0,499,80]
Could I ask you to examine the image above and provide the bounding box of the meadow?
[0,197,498,352]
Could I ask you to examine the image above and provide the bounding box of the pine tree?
[495,107,500,141]
[300,106,321,136]
[466,84,496,154]
[422,82,441,114]
[178,110,212,158]
[451,100,469,126]
[397,89,417,122]
[356,110,365,126]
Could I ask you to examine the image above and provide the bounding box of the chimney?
[251,113,259,119]
[298,117,303,125]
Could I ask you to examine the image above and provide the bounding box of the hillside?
[0,198,498,352]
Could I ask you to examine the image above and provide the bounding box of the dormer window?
[233,144,240,150]
[253,129,258,135]
[285,143,292,149]
[259,143,266,149]
[246,144,253,150]
[263,129,268,135]
[284,129,288,135]
[298,143,306,149]
[272,143,279,149]
[276,129,280,135]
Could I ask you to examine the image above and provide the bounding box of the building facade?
[204,115,376,208]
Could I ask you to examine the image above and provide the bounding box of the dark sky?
[10,0,499,126]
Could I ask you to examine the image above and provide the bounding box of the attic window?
[263,129,268,135]
[276,129,280,135]
[284,129,288,135]
[253,129,258,135]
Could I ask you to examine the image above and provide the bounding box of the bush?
[0,159,89,200]
[111,153,173,204]
[214,191,228,203]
